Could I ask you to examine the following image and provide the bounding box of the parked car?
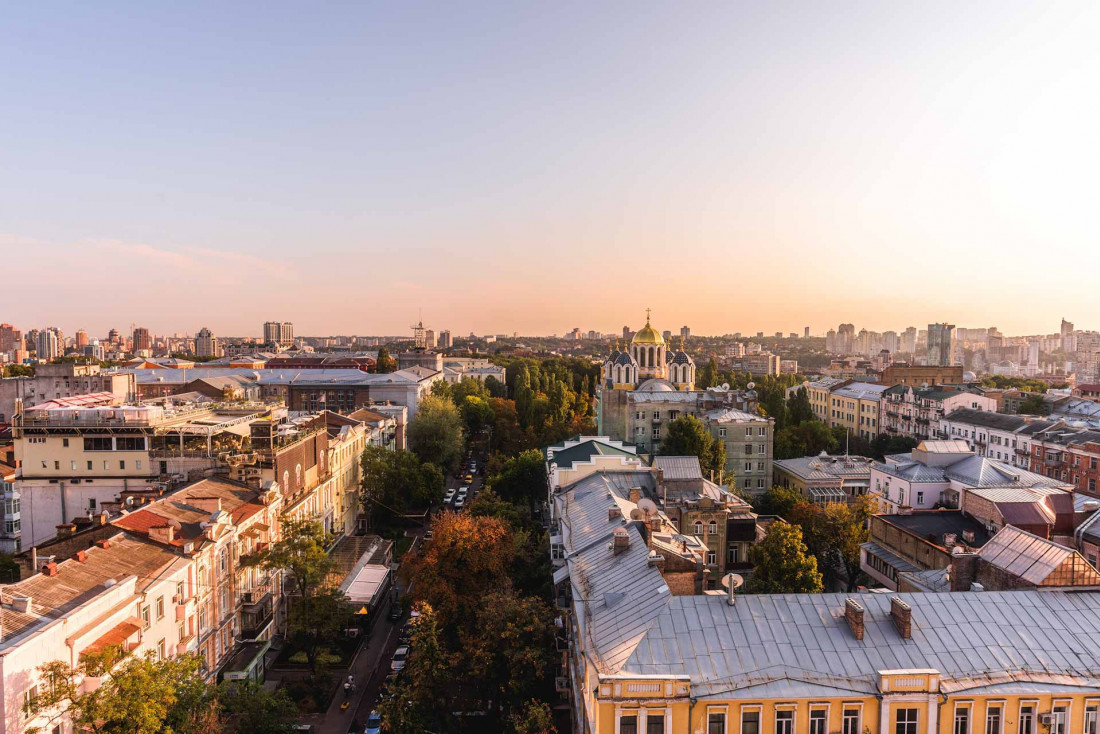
[454,496,465,510]
[391,646,409,672]
[365,710,383,734]
[444,488,456,502]
[424,528,433,540]
[463,473,474,483]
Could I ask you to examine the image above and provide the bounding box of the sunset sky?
[3,2,1099,338]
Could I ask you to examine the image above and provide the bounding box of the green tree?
[360,445,444,524]
[1019,395,1050,415]
[510,700,558,734]
[488,449,547,512]
[26,652,218,734]
[377,604,451,733]
[744,523,823,594]
[659,415,726,479]
[242,516,348,674]
[786,386,815,425]
[461,395,496,435]
[819,495,875,592]
[408,395,466,472]
[467,487,529,529]
[485,375,508,398]
[698,356,719,389]
[754,486,804,517]
[452,376,490,405]
[218,681,298,734]
[375,347,397,373]
[773,420,838,460]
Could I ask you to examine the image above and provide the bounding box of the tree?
[377,604,451,733]
[408,395,466,472]
[26,652,218,734]
[818,495,875,592]
[401,512,514,625]
[1019,395,1050,415]
[375,347,397,373]
[461,395,496,435]
[745,523,823,594]
[485,375,508,398]
[773,420,838,460]
[452,376,490,405]
[242,516,348,674]
[488,398,534,456]
[218,682,298,734]
[510,700,558,734]
[488,449,547,513]
[786,387,815,426]
[754,486,803,517]
[360,445,445,525]
[660,415,726,479]
[467,487,529,529]
[698,356,719,389]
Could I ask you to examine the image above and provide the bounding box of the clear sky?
[3,1,1099,338]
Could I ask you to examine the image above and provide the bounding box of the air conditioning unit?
[555,677,569,693]
[1039,714,1052,727]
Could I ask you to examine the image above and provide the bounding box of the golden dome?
[631,312,665,346]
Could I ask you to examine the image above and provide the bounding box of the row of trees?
[27,652,297,734]
[776,387,918,460]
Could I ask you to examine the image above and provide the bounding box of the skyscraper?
[36,328,60,361]
[680,325,691,340]
[263,321,294,346]
[75,329,89,348]
[132,327,152,353]
[926,323,955,367]
[194,327,220,358]
[1061,318,1075,352]
[438,330,452,349]
[0,323,22,355]
[804,326,810,338]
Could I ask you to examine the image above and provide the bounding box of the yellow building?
[828,382,889,441]
[554,459,1100,734]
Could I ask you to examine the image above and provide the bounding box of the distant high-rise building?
[424,329,437,348]
[194,327,220,358]
[901,327,918,354]
[36,328,60,361]
[837,323,856,354]
[680,325,691,340]
[108,328,120,345]
[622,325,633,342]
[804,327,810,338]
[132,327,152,353]
[75,329,89,348]
[438,330,453,349]
[825,329,837,353]
[883,331,899,354]
[1061,318,1075,352]
[0,323,22,354]
[926,323,955,367]
[662,330,672,342]
[263,321,294,346]
[84,341,105,361]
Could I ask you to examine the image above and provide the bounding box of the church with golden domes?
[601,309,696,392]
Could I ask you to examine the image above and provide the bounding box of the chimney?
[612,527,630,555]
[42,562,59,577]
[949,553,980,592]
[647,552,665,571]
[92,513,108,526]
[72,550,87,563]
[609,507,622,521]
[11,596,32,614]
[55,523,77,539]
[628,487,642,504]
[648,516,662,533]
[149,524,176,544]
[890,597,912,639]
[95,539,110,549]
[844,598,865,640]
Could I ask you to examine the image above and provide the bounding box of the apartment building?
[701,406,773,497]
[880,385,996,441]
[0,534,193,734]
[937,408,1051,468]
[774,453,874,505]
[553,452,1100,734]
[861,510,992,590]
[113,478,283,680]
[789,377,850,423]
[828,382,889,440]
[1027,424,1100,496]
[0,363,135,423]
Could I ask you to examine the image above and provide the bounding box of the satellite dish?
[721,382,730,390]
[721,573,744,591]
[629,508,646,521]
[637,498,659,516]
[746,382,755,390]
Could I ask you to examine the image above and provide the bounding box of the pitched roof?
[112,478,267,546]
[546,439,638,470]
[653,456,703,481]
[774,454,874,481]
[979,525,1100,586]
[942,408,1031,432]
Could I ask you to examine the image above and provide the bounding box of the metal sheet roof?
[653,456,703,481]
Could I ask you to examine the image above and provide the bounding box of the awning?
[80,617,143,658]
[553,565,570,585]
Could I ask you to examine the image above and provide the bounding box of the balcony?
[240,583,273,612]
[240,606,274,641]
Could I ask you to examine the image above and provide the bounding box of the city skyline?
[4,2,1100,335]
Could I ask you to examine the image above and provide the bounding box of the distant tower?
[195,327,220,358]
[926,323,955,367]
[412,320,427,350]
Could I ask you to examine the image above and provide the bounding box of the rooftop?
[941,408,1031,432]
[875,510,992,548]
[979,525,1100,586]
[112,478,269,547]
[653,455,703,481]
[774,453,874,481]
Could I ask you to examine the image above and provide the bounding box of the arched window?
[693,521,703,535]
[708,521,717,535]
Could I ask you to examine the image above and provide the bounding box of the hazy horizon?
[4,2,1099,336]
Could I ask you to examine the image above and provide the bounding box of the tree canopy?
[660,415,726,479]
[745,522,823,594]
[408,394,466,472]
[360,444,445,523]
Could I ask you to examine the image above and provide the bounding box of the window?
[693,521,703,535]
[84,437,113,451]
[954,707,969,734]
[620,714,638,734]
[1019,705,1035,734]
[646,712,664,734]
[1085,704,1097,734]
[87,460,93,470]
[23,684,39,719]
[916,491,924,504]
[62,438,69,447]
[156,596,165,620]
[757,444,765,454]
[896,708,918,734]
[53,460,60,470]
[706,551,716,565]
[116,436,145,451]
[1050,705,1067,734]
[775,710,793,734]
[728,545,740,564]
[142,605,151,629]
[741,710,759,734]
[157,638,166,660]
[707,711,726,734]
[119,460,126,470]
[984,707,1001,734]
[178,622,186,643]
[708,521,717,535]
[719,428,726,438]
[843,708,861,734]
[809,710,826,734]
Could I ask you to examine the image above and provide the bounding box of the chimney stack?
[42,562,59,577]
[628,487,642,504]
[844,598,865,640]
[55,523,77,539]
[72,550,87,563]
[949,553,980,592]
[890,597,912,639]
[11,596,32,614]
[609,507,622,521]
[95,539,110,549]
[612,527,630,555]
